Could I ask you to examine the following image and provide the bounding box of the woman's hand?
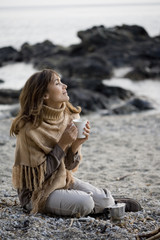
[71,121,90,153]
[58,123,78,151]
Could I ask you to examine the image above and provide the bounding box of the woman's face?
[44,73,69,108]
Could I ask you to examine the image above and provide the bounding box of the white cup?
[73,119,88,139]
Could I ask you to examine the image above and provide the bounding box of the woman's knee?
[45,190,95,217]
[77,194,95,216]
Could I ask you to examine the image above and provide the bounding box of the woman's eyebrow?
[52,77,59,83]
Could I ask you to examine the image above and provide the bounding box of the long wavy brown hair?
[10,69,81,136]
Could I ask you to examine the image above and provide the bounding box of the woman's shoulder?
[18,120,35,135]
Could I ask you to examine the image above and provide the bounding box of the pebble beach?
[0,110,160,239]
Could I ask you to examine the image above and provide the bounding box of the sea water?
[0,0,160,49]
[0,0,160,109]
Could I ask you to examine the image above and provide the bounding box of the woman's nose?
[63,83,67,89]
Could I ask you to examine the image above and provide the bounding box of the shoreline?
[0,111,160,239]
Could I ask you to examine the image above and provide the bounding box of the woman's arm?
[45,122,80,176]
[64,147,81,170]
[45,144,65,179]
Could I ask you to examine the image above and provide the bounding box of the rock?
[0,89,21,104]
[0,24,160,80]
[124,67,150,80]
[3,24,158,80]
[33,57,59,72]
[0,83,153,117]
[77,24,150,50]
[61,77,81,89]
[60,56,113,80]
[95,83,134,100]
[18,24,158,75]
[0,79,4,84]
[0,46,22,64]
[77,80,134,102]
[111,104,138,115]
[124,65,160,80]
[114,24,150,41]
[64,77,134,102]
[68,43,85,56]
[68,88,109,114]
[20,43,33,62]
[80,78,102,90]
[0,24,159,115]
[76,24,160,69]
[34,55,113,80]
[128,97,154,110]
[0,82,134,116]
[20,40,69,62]
[111,97,154,115]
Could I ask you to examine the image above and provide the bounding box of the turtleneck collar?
[42,103,66,122]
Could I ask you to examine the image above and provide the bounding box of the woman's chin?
[66,96,70,101]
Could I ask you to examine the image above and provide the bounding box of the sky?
[0,0,160,7]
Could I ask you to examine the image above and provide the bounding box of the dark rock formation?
[0,89,21,104]
[110,97,155,115]
[0,79,4,84]
[68,88,109,114]
[33,55,112,80]
[124,65,160,80]
[0,47,22,65]
[94,83,134,100]
[0,24,159,115]
[0,85,155,116]
[77,24,149,49]
[21,24,160,79]
[20,40,68,62]
[1,24,160,79]
[128,98,154,110]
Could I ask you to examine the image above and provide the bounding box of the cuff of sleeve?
[50,144,65,160]
[68,148,79,162]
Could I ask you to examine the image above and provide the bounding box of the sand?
[0,110,160,239]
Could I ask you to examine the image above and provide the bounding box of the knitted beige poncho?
[12,103,81,213]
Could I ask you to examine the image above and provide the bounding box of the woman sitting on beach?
[10,69,141,216]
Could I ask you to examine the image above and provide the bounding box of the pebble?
[0,114,160,239]
[0,203,159,240]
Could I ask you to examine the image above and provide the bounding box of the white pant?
[45,178,115,217]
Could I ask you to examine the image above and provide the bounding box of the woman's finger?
[83,132,89,138]
[86,121,90,127]
[84,127,90,133]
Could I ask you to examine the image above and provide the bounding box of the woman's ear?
[43,93,49,100]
